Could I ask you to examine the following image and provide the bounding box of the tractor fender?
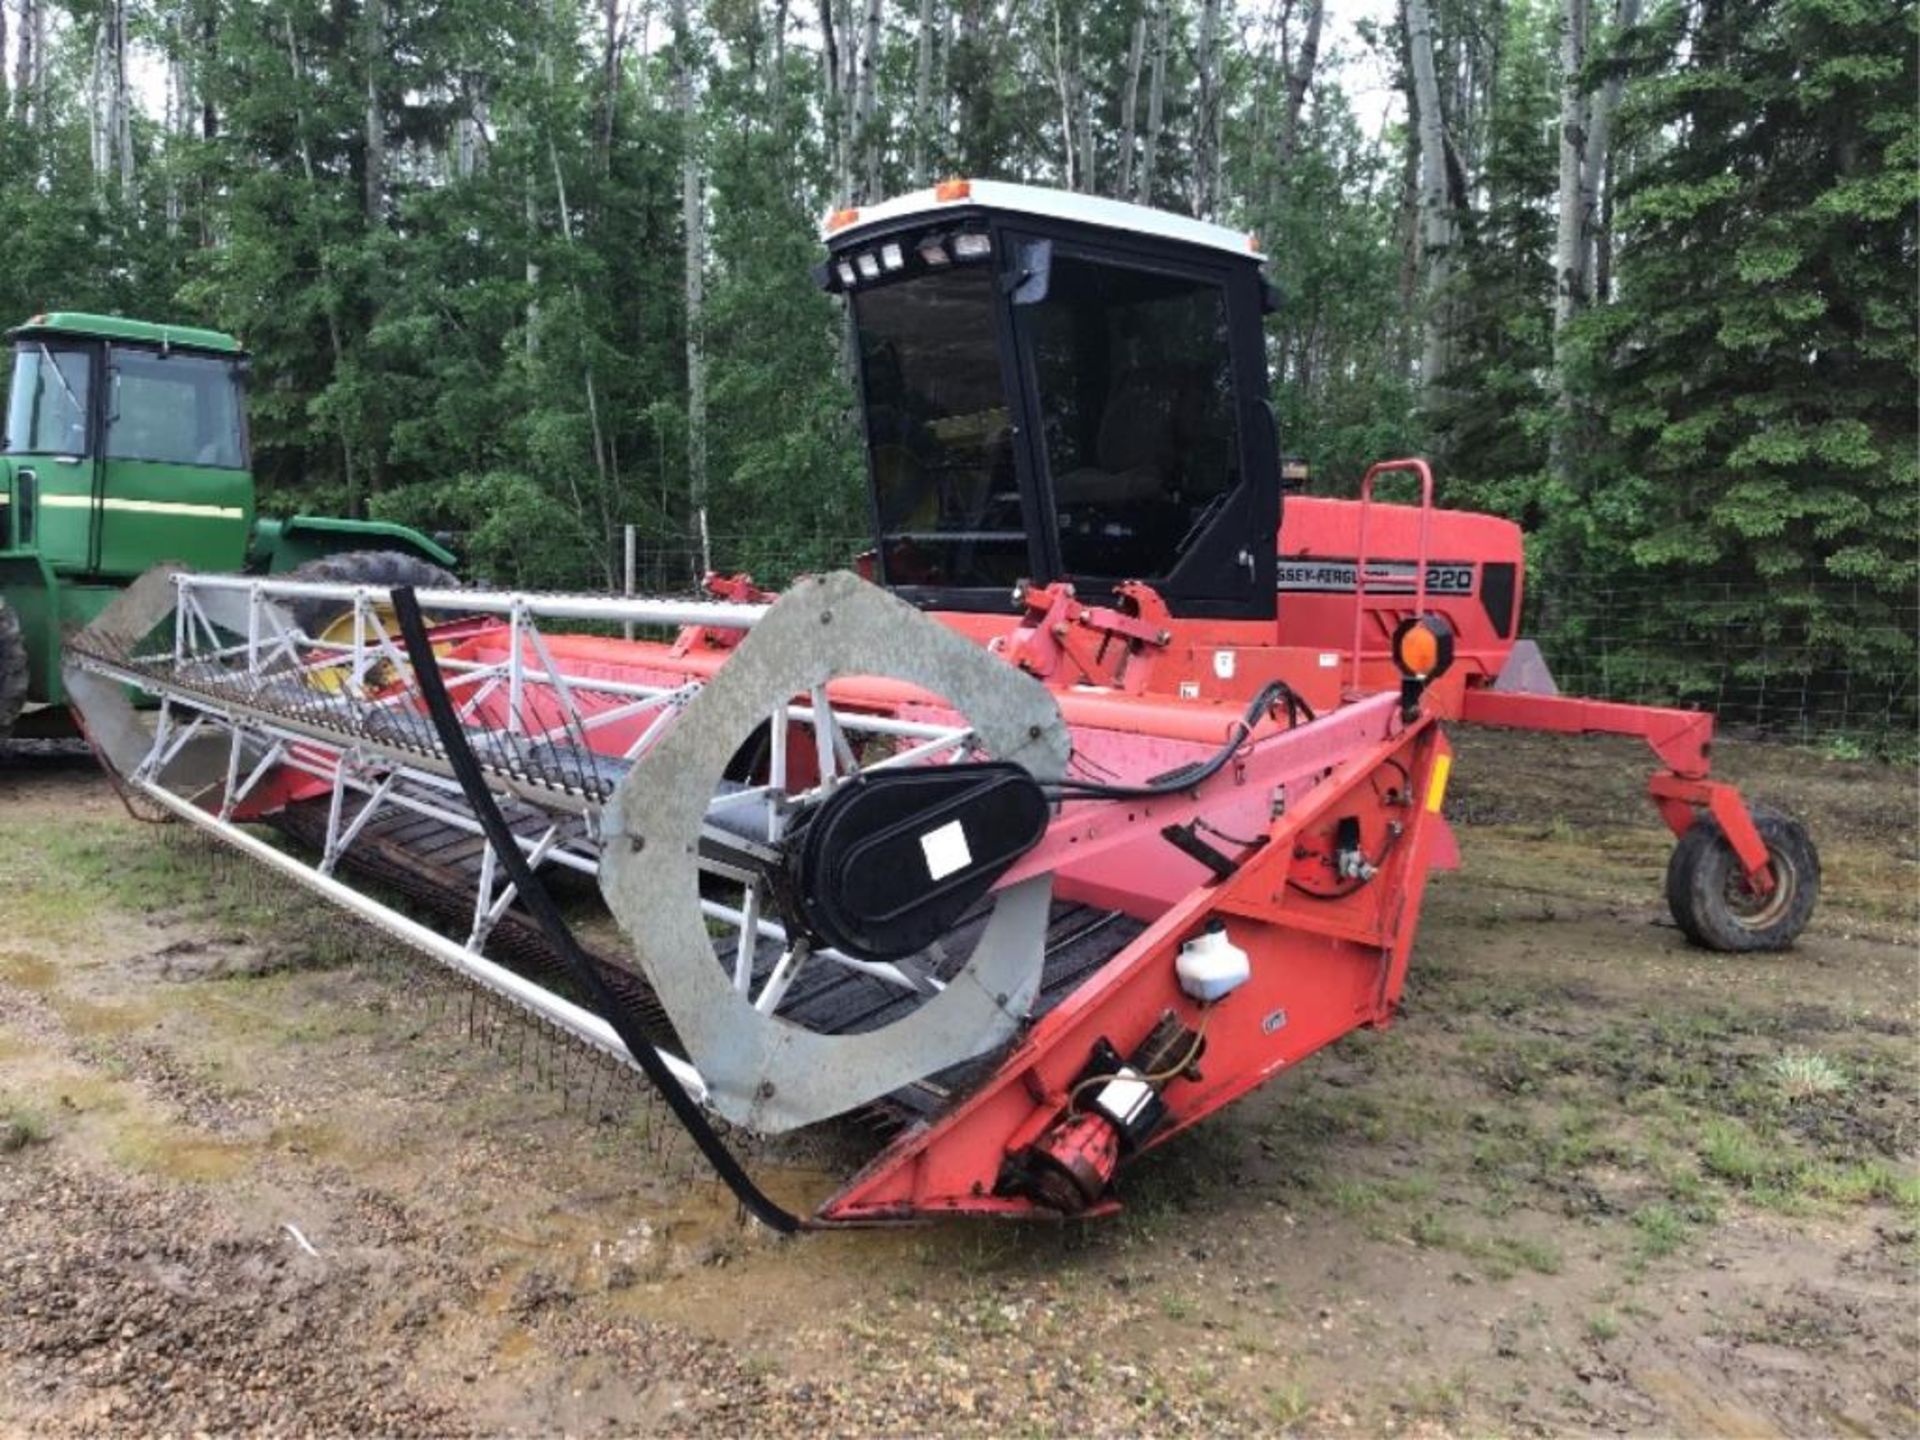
[251,515,457,574]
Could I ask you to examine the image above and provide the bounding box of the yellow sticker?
[1425,753,1453,814]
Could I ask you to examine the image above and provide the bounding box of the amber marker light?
[1391,614,1455,681]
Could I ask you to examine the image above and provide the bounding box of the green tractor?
[1,311,458,738]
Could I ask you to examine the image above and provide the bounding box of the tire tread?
[1664,804,1819,953]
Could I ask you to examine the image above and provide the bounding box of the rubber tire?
[0,597,28,736]
[1665,804,1819,952]
[279,550,460,638]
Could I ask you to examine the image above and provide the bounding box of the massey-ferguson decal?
[1276,557,1477,596]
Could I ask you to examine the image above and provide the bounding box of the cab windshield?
[4,343,93,458]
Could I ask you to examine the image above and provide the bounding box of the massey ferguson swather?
[62,182,1818,1230]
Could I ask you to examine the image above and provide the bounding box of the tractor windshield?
[105,347,247,470]
[852,265,1029,591]
[4,342,93,458]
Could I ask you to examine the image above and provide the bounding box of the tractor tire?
[280,550,461,639]
[0,597,28,736]
[1664,804,1819,953]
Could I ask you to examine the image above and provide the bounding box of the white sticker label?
[1213,650,1236,679]
[920,819,973,882]
[1178,680,1201,699]
[1319,652,1339,668]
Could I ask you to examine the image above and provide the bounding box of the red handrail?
[1349,458,1435,691]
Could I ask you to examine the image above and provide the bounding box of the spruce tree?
[1563,0,1916,715]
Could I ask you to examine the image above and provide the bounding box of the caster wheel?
[1665,804,1819,952]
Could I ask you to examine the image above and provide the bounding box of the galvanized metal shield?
[598,571,1069,1133]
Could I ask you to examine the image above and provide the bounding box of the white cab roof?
[823,180,1265,262]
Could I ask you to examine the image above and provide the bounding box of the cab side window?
[4,344,92,457]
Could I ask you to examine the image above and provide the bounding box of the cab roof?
[822,180,1266,263]
[8,311,243,355]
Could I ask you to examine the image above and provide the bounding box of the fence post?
[623,524,636,642]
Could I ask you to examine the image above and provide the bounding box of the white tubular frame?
[134,777,706,1099]
[70,571,989,1111]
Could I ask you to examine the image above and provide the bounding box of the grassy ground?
[0,728,1913,1436]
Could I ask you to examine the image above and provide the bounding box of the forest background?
[0,0,1912,744]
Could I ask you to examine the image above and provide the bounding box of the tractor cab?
[0,312,455,727]
[3,313,254,578]
[821,181,1279,620]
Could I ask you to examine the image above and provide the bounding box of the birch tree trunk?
[1580,0,1639,304]
[1138,0,1167,204]
[28,0,49,130]
[1276,0,1324,179]
[198,1,217,140]
[284,15,360,513]
[1193,0,1221,217]
[1595,149,1618,302]
[89,21,106,181]
[1049,0,1075,189]
[14,0,34,123]
[596,0,625,174]
[544,138,618,586]
[1552,0,1591,335]
[912,0,935,183]
[937,0,954,141]
[771,0,789,129]
[165,8,190,234]
[113,0,133,200]
[1405,0,1454,392]
[818,0,850,204]
[525,172,543,354]
[87,0,134,202]
[672,0,709,571]
[361,0,388,502]
[454,95,486,179]
[364,0,386,222]
[1117,12,1145,199]
[854,0,881,201]
[1078,48,1095,193]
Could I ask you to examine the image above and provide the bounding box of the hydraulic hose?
[390,585,802,1236]
[1046,680,1306,802]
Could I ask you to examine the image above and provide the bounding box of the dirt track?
[0,730,1914,1436]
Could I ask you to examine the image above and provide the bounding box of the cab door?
[1002,233,1278,620]
[2,339,101,573]
[95,346,253,579]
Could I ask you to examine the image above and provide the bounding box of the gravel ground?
[0,731,1914,1436]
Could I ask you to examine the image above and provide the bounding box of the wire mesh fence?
[1524,576,1917,754]
[618,533,1918,755]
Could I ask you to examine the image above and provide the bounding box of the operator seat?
[1050,364,1212,508]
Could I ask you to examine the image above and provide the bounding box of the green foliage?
[1248,86,1424,489]
[1428,0,1560,525]
[1559,0,1917,680]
